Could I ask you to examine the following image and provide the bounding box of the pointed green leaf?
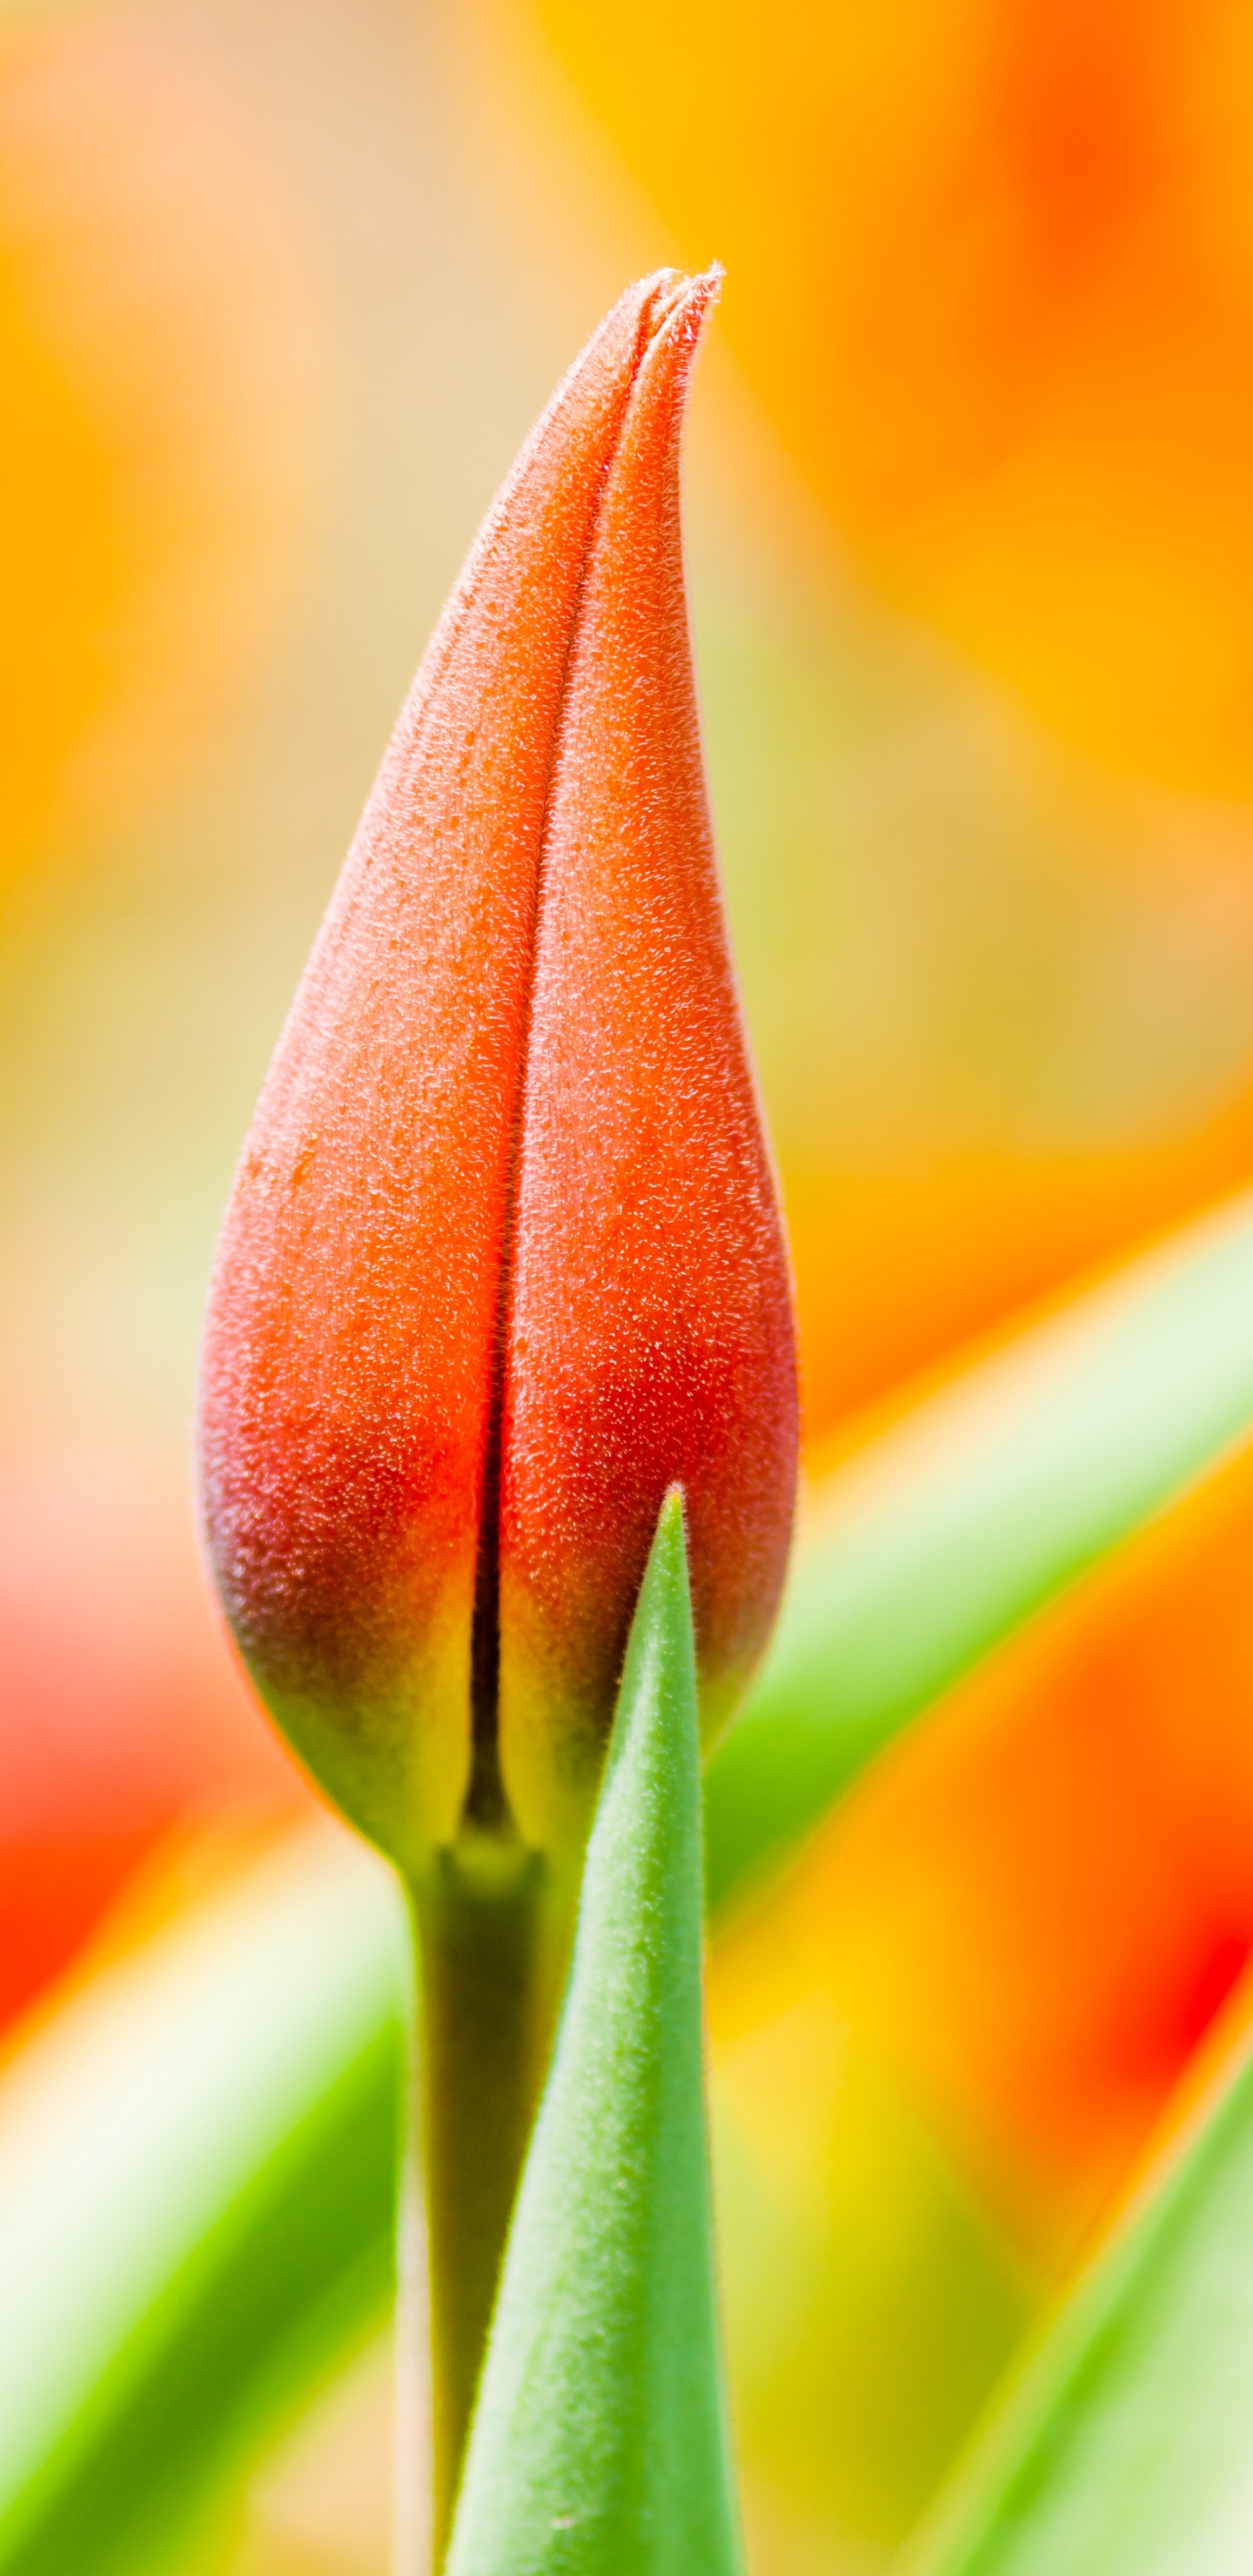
[707,1190,1253,1910]
[908,2006,1253,2576]
[446,1491,744,2576]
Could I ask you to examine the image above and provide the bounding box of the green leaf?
[0,1828,405,2576]
[707,1190,1253,1911]
[446,1491,744,2576]
[908,2005,1253,2576]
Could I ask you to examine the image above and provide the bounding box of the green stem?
[405,1836,571,2560]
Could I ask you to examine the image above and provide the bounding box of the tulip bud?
[198,268,798,1870]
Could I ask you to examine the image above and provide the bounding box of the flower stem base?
[406,1837,571,2559]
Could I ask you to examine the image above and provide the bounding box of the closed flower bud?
[198,269,798,1869]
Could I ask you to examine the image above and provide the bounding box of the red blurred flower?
[198,269,797,1866]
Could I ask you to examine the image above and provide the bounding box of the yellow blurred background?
[9,2,1253,2570]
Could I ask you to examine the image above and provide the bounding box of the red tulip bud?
[198,270,797,1868]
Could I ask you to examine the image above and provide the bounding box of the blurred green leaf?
[447,1492,743,2574]
[908,1996,1253,2576]
[0,1829,405,2576]
[707,1189,1253,1910]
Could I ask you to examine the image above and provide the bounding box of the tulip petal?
[200,268,796,1865]
[499,277,799,1848]
[200,272,765,1862]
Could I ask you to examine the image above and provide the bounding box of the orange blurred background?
[8,3,1253,2568]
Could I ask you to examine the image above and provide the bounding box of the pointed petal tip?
[688,258,725,309]
[626,266,720,425]
[629,262,722,344]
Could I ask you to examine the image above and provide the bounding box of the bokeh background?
[10,3,1253,2569]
